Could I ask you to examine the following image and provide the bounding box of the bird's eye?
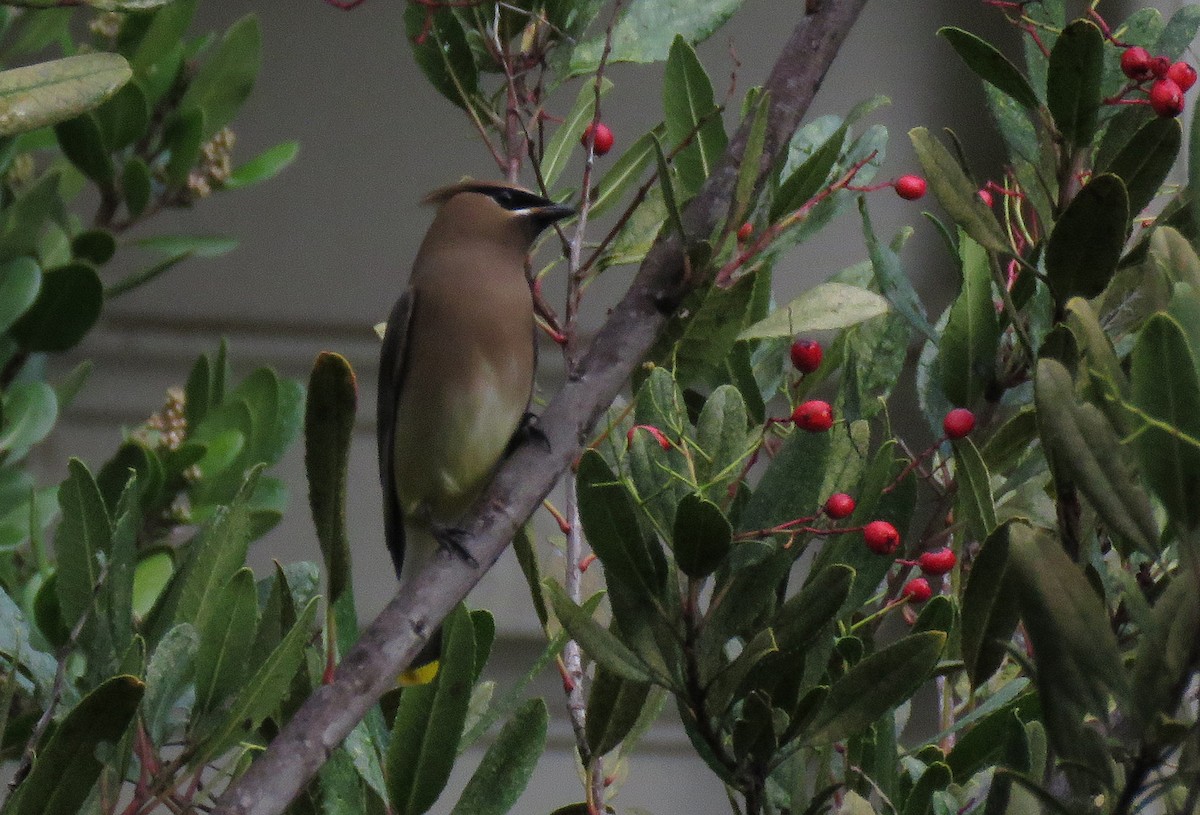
[494,189,514,206]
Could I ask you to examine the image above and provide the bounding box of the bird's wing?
[378,289,415,579]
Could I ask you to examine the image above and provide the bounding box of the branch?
[212,3,868,813]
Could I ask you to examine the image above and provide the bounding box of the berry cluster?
[1118,46,1195,117]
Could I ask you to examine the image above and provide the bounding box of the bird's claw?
[511,411,551,453]
[432,524,479,568]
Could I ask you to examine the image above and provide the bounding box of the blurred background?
[27,0,1178,811]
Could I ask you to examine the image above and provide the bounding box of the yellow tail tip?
[397,660,440,687]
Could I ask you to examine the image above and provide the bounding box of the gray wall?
[30,1,1179,811]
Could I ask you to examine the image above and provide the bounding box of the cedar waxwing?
[377,181,573,630]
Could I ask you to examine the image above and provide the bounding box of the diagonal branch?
[213,3,868,813]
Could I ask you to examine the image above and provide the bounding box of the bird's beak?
[528,202,575,228]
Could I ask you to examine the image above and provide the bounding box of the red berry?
[1151,55,1172,78]
[1120,46,1154,81]
[894,174,927,201]
[902,577,933,603]
[824,493,856,520]
[943,408,976,440]
[789,339,823,374]
[917,547,957,576]
[582,122,614,156]
[1167,61,1197,92]
[1150,78,1185,117]
[736,222,753,242]
[863,520,900,555]
[791,400,833,433]
[627,424,670,450]
[977,189,994,208]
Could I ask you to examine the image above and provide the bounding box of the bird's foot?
[431,523,479,568]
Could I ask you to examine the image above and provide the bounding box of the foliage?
[1,0,1200,814]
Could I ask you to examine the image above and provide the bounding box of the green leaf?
[1046,20,1105,148]
[122,156,151,218]
[773,564,854,654]
[674,274,756,388]
[9,262,102,353]
[1035,358,1160,554]
[909,127,1009,254]
[652,133,684,238]
[770,124,846,222]
[0,381,56,457]
[737,282,889,340]
[1130,567,1200,726]
[0,171,61,263]
[54,114,112,184]
[693,384,749,504]
[541,79,612,190]
[1106,116,1180,218]
[194,568,258,714]
[404,3,477,111]
[545,582,655,684]
[1130,313,1200,528]
[0,53,131,136]
[672,493,731,578]
[92,80,148,152]
[53,459,109,631]
[162,107,204,186]
[450,698,547,815]
[808,632,945,744]
[589,127,661,217]
[960,524,1020,686]
[128,0,196,88]
[568,0,741,74]
[952,437,997,540]
[179,14,260,139]
[1065,297,1131,433]
[1044,174,1129,303]
[737,423,830,535]
[198,596,317,762]
[305,352,356,603]
[224,140,299,190]
[938,27,1040,109]
[131,550,173,622]
[14,675,142,815]
[137,234,239,257]
[730,91,769,226]
[0,257,39,334]
[861,199,934,341]
[1010,524,1128,770]
[663,35,726,197]
[0,584,56,703]
[1154,5,1200,61]
[141,622,197,745]
[940,233,998,406]
[584,667,650,758]
[387,605,475,815]
[902,761,954,815]
[1150,225,1200,290]
[71,230,116,266]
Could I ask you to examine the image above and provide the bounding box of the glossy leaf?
[1154,5,1200,61]
[450,698,547,815]
[0,584,56,703]
[545,581,654,684]
[663,35,726,197]
[14,675,142,815]
[770,123,846,221]
[92,80,148,151]
[10,262,103,352]
[773,564,854,654]
[585,666,650,757]
[0,257,39,334]
[53,459,109,631]
[953,437,997,540]
[940,232,998,406]
[730,91,769,226]
[0,53,131,136]
[1046,20,1104,148]
[0,381,56,457]
[162,107,203,186]
[737,282,888,339]
[305,352,356,603]
[194,568,258,714]
[960,524,1020,686]
[1035,359,1159,554]
[861,200,935,341]
[1065,297,1130,432]
[179,14,261,138]
[568,0,740,74]
[1130,313,1200,528]
[387,605,476,815]
[54,113,112,184]
[674,274,756,388]
[1106,116,1180,218]
[1045,174,1128,303]
[1130,568,1200,725]
[542,79,612,189]
[693,384,749,504]
[142,623,195,743]
[122,156,151,218]
[588,127,660,216]
[808,632,945,744]
[938,27,1039,109]
[909,127,1009,253]
[132,550,173,622]
[902,761,954,815]
[225,140,299,190]
[404,3,477,110]
[71,230,116,266]
[672,493,731,578]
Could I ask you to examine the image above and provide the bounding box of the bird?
[377,180,572,671]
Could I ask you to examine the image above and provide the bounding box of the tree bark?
[212,3,869,813]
